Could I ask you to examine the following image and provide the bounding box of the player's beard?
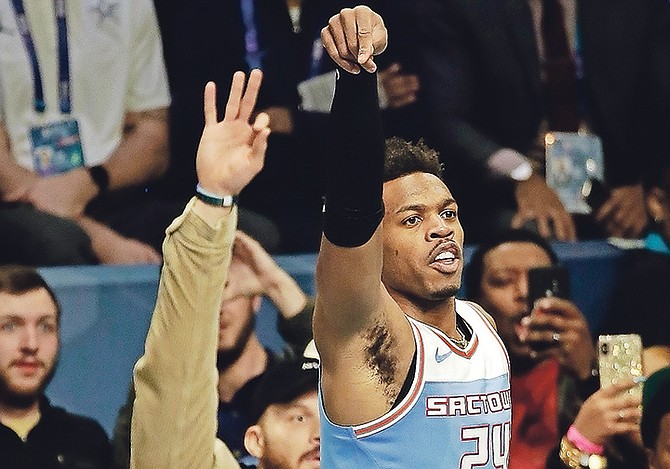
[216,316,256,371]
[432,284,460,299]
[0,358,58,410]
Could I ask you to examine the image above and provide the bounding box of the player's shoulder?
[457,299,497,331]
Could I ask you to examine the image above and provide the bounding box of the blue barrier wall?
[38,239,626,437]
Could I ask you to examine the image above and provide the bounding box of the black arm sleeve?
[322,69,385,247]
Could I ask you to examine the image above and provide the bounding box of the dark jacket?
[414,0,670,237]
[0,397,111,469]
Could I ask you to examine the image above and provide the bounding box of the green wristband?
[195,184,238,207]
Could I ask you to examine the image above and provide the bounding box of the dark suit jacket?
[151,0,296,201]
[416,0,670,199]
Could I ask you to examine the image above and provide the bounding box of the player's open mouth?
[429,243,461,273]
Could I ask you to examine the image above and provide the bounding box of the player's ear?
[244,424,265,458]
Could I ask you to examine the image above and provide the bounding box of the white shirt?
[0,0,170,169]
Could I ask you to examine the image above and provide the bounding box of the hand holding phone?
[521,266,596,377]
[598,334,644,400]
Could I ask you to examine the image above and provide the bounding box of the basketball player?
[313,6,511,468]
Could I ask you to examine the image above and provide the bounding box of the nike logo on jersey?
[435,348,452,363]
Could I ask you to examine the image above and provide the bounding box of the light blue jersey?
[319,299,511,468]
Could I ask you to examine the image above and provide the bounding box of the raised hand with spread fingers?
[196,69,270,201]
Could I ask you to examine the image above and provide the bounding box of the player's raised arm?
[314,6,388,350]
[313,9,417,428]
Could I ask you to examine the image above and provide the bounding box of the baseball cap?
[249,356,319,423]
[641,365,670,448]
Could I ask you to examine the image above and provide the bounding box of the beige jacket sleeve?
[130,199,241,469]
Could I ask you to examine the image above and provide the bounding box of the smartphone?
[527,265,570,311]
[598,334,644,399]
[581,178,611,214]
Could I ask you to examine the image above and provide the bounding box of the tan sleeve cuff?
[164,197,238,246]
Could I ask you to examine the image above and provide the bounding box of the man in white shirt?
[0,0,171,265]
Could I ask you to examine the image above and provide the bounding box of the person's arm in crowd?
[77,216,162,265]
[20,106,169,221]
[233,230,308,319]
[593,0,670,240]
[2,118,162,265]
[97,0,171,193]
[0,121,39,202]
[545,380,643,468]
[19,0,171,220]
[595,185,648,239]
[231,230,313,351]
[377,62,420,109]
[520,297,596,380]
[524,298,644,466]
[100,108,169,191]
[512,174,576,241]
[131,70,269,469]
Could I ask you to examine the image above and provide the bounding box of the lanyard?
[239,0,261,70]
[11,0,72,114]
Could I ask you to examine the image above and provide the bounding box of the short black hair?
[0,264,61,320]
[383,137,443,183]
[465,229,558,299]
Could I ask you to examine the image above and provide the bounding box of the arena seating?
[40,239,626,436]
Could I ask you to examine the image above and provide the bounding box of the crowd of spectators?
[1,0,669,468]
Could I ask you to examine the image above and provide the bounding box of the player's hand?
[321,5,387,74]
[595,184,648,238]
[195,70,270,197]
[519,297,595,379]
[512,173,577,241]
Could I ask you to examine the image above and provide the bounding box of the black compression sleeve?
[322,69,385,248]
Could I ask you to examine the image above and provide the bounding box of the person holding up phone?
[601,156,670,376]
[465,228,647,469]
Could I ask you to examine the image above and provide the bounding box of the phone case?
[545,132,605,214]
[527,266,570,311]
[598,334,643,399]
